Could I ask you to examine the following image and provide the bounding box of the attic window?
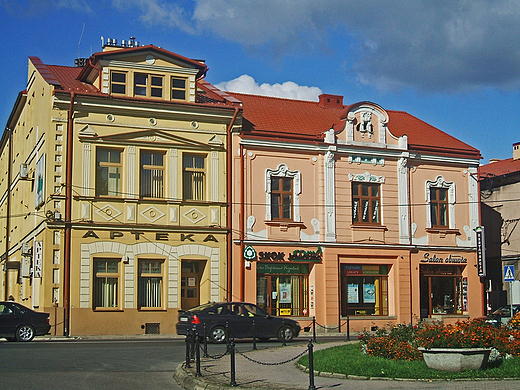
[135,73,163,98]
[111,71,127,95]
[171,77,187,100]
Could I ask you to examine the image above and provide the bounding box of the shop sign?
[343,264,381,275]
[288,247,322,262]
[259,251,285,261]
[33,241,43,278]
[243,245,257,260]
[82,230,219,242]
[257,262,305,274]
[421,253,467,264]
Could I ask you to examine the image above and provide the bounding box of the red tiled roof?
[46,65,100,94]
[479,158,520,177]
[226,91,481,159]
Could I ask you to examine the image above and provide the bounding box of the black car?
[0,301,51,341]
[484,304,520,327]
[176,302,301,343]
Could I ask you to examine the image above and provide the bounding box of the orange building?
[204,88,484,332]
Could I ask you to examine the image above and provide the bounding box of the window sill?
[342,315,396,320]
[265,220,305,228]
[350,224,387,230]
[93,308,123,312]
[138,307,166,311]
[426,228,460,235]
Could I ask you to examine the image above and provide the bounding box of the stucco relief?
[348,171,386,183]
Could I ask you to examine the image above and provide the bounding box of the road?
[0,336,315,390]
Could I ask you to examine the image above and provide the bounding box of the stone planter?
[418,348,491,372]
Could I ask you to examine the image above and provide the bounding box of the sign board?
[475,226,486,277]
[504,265,515,282]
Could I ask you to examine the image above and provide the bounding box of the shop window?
[265,164,301,222]
[430,188,448,227]
[352,183,380,224]
[256,262,309,316]
[171,76,187,100]
[111,71,127,95]
[93,259,119,309]
[425,176,455,229]
[140,151,164,198]
[138,259,163,309]
[134,73,163,98]
[271,177,292,220]
[341,264,388,316]
[96,148,122,197]
[183,154,205,200]
[420,265,464,317]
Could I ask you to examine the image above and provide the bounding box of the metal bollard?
[252,318,257,350]
[195,332,201,377]
[312,316,316,343]
[226,320,230,353]
[282,318,286,346]
[346,316,350,341]
[185,331,191,368]
[203,322,208,357]
[190,326,196,360]
[308,339,316,390]
[230,338,237,387]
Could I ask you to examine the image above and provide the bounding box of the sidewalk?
[174,338,520,390]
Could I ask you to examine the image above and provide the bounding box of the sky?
[1,0,519,164]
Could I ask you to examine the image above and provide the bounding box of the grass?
[297,342,520,380]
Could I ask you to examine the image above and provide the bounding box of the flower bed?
[361,319,520,362]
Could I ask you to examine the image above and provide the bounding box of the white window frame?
[425,176,455,229]
[265,164,301,222]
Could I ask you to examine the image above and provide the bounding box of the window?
[352,183,380,224]
[111,72,127,95]
[183,154,205,200]
[138,260,163,308]
[96,148,121,197]
[430,188,448,227]
[171,77,186,100]
[271,177,293,220]
[94,259,119,309]
[140,151,164,198]
[134,73,163,98]
[341,264,388,316]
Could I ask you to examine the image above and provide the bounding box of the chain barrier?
[235,346,308,366]
[315,320,348,331]
[198,344,229,360]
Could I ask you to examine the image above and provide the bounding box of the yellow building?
[0,39,240,336]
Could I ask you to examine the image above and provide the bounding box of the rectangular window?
[140,151,164,198]
[183,154,205,200]
[430,188,448,227]
[352,183,380,224]
[94,259,119,309]
[96,148,122,197]
[111,71,127,95]
[271,177,292,220]
[134,73,163,98]
[138,260,163,309]
[342,264,388,316]
[171,77,187,100]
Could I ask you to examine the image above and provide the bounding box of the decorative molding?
[324,150,336,242]
[211,151,219,202]
[397,157,410,244]
[127,146,136,199]
[265,164,301,222]
[82,142,91,196]
[169,149,178,202]
[425,175,456,229]
[348,171,386,183]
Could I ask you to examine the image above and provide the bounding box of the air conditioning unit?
[20,163,28,179]
[21,242,32,256]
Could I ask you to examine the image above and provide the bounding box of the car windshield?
[492,306,518,316]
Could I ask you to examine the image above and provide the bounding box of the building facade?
[480,142,520,310]
[0,40,239,335]
[220,92,484,332]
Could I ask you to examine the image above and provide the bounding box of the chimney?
[514,142,520,160]
[318,94,343,108]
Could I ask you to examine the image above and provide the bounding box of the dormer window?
[111,71,127,95]
[135,73,163,98]
[171,76,187,100]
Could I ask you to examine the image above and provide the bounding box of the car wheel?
[16,325,35,342]
[277,325,294,342]
[209,326,227,343]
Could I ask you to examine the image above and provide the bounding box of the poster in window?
[279,283,291,303]
[35,154,45,208]
[188,277,196,287]
[347,284,359,303]
[363,284,375,303]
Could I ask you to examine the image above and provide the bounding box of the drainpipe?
[4,128,12,300]
[240,143,245,301]
[63,92,75,337]
[226,106,239,302]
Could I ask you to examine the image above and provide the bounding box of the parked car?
[484,304,520,327]
[0,301,51,341]
[176,302,301,343]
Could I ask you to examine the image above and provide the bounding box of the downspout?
[226,106,239,302]
[240,143,245,301]
[4,128,12,300]
[63,92,75,337]
[408,160,414,323]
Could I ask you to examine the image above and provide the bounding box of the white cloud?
[216,75,322,101]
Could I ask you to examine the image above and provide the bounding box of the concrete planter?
[418,348,491,372]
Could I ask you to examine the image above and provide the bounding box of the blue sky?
[1,0,519,164]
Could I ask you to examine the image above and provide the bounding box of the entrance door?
[181,260,205,310]
[420,266,463,318]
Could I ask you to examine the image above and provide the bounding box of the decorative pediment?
[79,125,97,138]
[208,135,224,146]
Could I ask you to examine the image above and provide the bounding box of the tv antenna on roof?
[78,22,85,59]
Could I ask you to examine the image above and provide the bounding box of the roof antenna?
[78,22,85,59]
